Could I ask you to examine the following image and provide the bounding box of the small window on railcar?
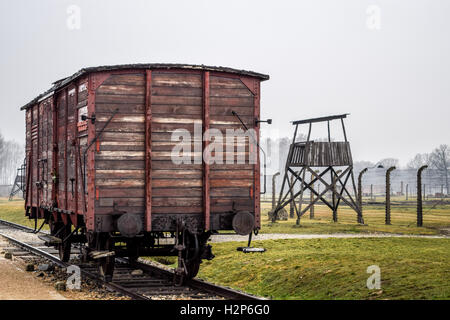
[77,106,88,131]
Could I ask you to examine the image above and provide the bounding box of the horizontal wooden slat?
[96,94,145,104]
[152,169,202,179]
[151,95,202,106]
[210,179,253,188]
[102,74,145,86]
[210,97,253,106]
[151,179,202,188]
[96,179,145,187]
[97,84,145,95]
[151,187,202,197]
[95,151,145,161]
[152,105,202,115]
[96,169,145,179]
[210,88,252,97]
[98,188,145,197]
[210,76,246,89]
[95,103,145,114]
[152,198,202,207]
[152,73,202,88]
[152,86,202,97]
[99,198,145,207]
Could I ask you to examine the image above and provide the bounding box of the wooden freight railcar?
[21,64,269,281]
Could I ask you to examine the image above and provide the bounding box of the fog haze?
[0,0,449,166]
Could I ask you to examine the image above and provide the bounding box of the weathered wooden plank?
[96,94,145,104]
[152,105,202,115]
[96,179,145,187]
[151,187,202,197]
[152,116,202,124]
[152,198,202,207]
[151,95,202,106]
[210,88,252,97]
[95,160,145,170]
[95,151,145,161]
[152,86,202,97]
[209,170,253,179]
[151,160,202,170]
[210,96,253,107]
[152,73,202,88]
[96,122,145,133]
[152,169,202,179]
[151,179,202,188]
[102,74,145,86]
[95,103,145,114]
[99,141,145,151]
[210,179,253,188]
[99,198,145,207]
[100,132,145,142]
[96,169,145,179]
[97,84,145,95]
[210,105,253,116]
[210,76,247,89]
[96,114,145,123]
[98,188,145,197]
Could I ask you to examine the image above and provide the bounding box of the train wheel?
[49,218,71,262]
[183,232,202,279]
[96,234,115,282]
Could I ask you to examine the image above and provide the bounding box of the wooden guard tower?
[272,114,363,224]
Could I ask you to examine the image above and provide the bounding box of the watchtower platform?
[273,114,363,224]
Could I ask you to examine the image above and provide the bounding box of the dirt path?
[210,233,450,243]
[0,256,67,300]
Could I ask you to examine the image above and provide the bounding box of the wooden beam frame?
[145,70,152,232]
[203,71,211,230]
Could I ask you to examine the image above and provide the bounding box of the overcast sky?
[0,0,448,166]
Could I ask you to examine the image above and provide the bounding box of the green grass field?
[1,197,449,299]
[0,198,36,228]
[198,238,450,299]
[260,198,450,236]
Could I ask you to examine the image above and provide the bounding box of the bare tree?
[379,158,399,168]
[429,144,450,195]
[0,130,24,185]
[407,153,431,169]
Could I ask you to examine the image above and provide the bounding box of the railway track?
[0,219,262,300]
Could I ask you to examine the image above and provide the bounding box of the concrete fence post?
[417,165,428,227]
[385,166,396,225]
[357,168,368,224]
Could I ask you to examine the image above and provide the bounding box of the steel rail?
[0,219,264,300]
[0,222,147,300]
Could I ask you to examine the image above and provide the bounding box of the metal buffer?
[272,114,362,224]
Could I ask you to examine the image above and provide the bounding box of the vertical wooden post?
[289,174,295,218]
[309,172,315,219]
[144,70,152,232]
[203,71,211,230]
[370,184,373,200]
[385,166,396,225]
[271,172,280,210]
